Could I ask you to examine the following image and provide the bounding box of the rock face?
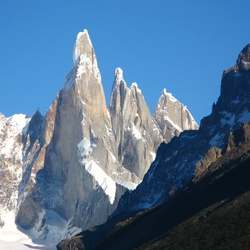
[237,44,250,72]
[114,43,250,216]
[154,89,198,142]
[0,29,197,244]
[109,68,164,180]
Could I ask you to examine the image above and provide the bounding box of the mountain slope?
[57,121,250,250]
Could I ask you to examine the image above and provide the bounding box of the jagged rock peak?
[115,67,124,80]
[110,67,128,113]
[63,29,100,91]
[162,88,177,100]
[130,82,141,93]
[110,67,127,97]
[154,88,198,142]
[237,43,250,72]
[73,29,95,66]
[113,67,125,87]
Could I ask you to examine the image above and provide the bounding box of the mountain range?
[57,41,250,249]
[0,29,198,248]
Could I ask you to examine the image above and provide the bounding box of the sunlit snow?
[116,181,137,190]
[77,138,116,204]
[165,116,182,132]
[73,29,93,66]
[162,88,177,103]
[8,114,31,133]
[0,211,55,250]
[85,160,116,204]
[131,82,142,94]
[77,138,138,203]
[132,124,142,140]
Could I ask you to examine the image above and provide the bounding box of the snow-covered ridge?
[7,114,31,134]
[85,160,116,204]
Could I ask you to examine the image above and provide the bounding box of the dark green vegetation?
[58,123,250,250]
[143,192,250,250]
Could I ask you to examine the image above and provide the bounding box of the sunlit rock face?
[0,29,198,244]
[154,89,198,142]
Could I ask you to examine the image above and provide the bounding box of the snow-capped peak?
[163,88,168,95]
[73,29,94,66]
[131,82,142,94]
[111,67,127,93]
[162,89,178,103]
[115,67,124,81]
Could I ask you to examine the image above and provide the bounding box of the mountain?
[113,43,250,215]
[58,121,250,250]
[0,29,197,247]
[57,44,250,250]
[154,89,198,142]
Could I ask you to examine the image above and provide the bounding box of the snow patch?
[77,138,94,164]
[85,160,116,204]
[116,181,137,190]
[162,89,178,103]
[131,82,142,94]
[165,116,182,132]
[220,111,236,127]
[238,109,250,123]
[31,210,82,245]
[132,124,142,140]
[115,67,123,78]
[0,211,55,250]
[209,132,224,147]
[150,151,156,160]
[110,151,117,163]
[8,114,31,134]
[114,67,125,87]
[73,29,92,66]
[77,138,116,204]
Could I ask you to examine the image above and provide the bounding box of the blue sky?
[1,1,250,124]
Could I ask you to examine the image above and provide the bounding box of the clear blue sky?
[1,1,250,124]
